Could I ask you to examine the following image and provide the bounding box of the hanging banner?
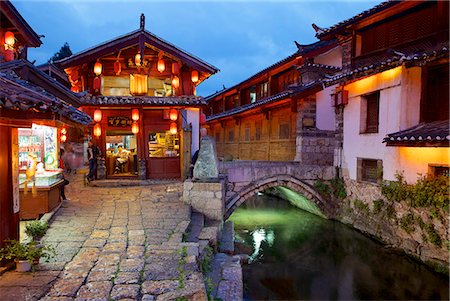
[11,128,20,213]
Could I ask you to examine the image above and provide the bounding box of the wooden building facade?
[205,40,339,164]
[0,1,92,247]
[55,15,218,180]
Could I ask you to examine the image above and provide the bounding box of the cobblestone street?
[0,173,206,301]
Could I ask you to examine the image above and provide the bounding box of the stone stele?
[193,136,219,180]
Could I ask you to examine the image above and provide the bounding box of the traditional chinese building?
[316,0,449,185]
[54,15,218,180]
[205,39,340,164]
[0,0,91,246]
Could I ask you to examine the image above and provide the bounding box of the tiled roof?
[205,39,336,101]
[300,62,342,72]
[80,95,207,106]
[316,0,397,38]
[55,28,219,75]
[323,43,449,87]
[0,59,80,105]
[0,70,92,125]
[206,81,321,121]
[383,120,450,147]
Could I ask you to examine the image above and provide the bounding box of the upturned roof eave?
[55,28,219,75]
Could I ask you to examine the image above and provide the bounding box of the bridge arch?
[224,174,335,219]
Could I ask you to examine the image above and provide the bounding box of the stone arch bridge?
[219,161,336,219]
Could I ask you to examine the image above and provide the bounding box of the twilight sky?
[13,0,380,96]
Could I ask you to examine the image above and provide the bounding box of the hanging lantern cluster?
[157,52,165,73]
[93,109,102,137]
[4,31,15,62]
[60,128,67,142]
[131,108,140,134]
[172,76,180,89]
[114,60,121,75]
[191,70,199,83]
[169,122,177,135]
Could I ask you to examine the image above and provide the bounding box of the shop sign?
[108,116,132,127]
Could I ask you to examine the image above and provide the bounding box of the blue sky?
[13,0,380,96]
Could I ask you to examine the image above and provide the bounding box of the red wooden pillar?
[0,126,19,248]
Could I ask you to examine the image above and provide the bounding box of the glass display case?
[18,170,63,187]
[148,131,179,158]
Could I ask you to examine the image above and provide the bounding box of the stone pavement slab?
[0,173,208,300]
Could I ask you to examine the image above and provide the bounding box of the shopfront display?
[18,124,63,219]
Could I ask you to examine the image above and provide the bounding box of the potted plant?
[0,240,55,272]
[25,220,48,242]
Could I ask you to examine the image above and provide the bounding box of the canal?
[229,193,449,301]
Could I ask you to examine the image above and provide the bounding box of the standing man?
[86,141,100,182]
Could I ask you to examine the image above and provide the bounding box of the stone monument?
[193,136,219,180]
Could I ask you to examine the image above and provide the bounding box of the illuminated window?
[130,74,148,95]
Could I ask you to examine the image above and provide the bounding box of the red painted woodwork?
[0,126,19,248]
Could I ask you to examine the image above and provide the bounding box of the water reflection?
[229,194,449,301]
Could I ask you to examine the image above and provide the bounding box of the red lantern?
[172,76,180,89]
[93,61,102,76]
[131,122,139,134]
[61,128,67,135]
[200,113,206,124]
[169,122,177,135]
[172,62,179,74]
[169,109,178,121]
[4,49,14,62]
[114,60,121,75]
[71,86,79,93]
[191,70,199,83]
[4,31,14,46]
[157,59,165,73]
[135,52,141,66]
[93,109,102,122]
[93,76,101,91]
[132,109,140,121]
[60,134,67,142]
[93,123,102,137]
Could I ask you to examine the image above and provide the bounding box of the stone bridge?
[219,161,335,219]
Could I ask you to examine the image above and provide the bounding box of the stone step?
[219,220,234,254]
[186,210,204,243]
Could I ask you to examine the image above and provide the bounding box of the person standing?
[86,141,100,182]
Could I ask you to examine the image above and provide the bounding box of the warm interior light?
[61,128,67,135]
[132,109,140,121]
[5,31,15,46]
[135,52,141,66]
[157,59,165,73]
[169,108,178,121]
[172,62,179,74]
[172,76,180,89]
[131,122,139,134]
[169,122,177,134]
[93,61,102,76]
[60,134,67,142]
[191,70,199,83]
[93,109,102,122]
[93,123,102,137]
[130,74,148,95]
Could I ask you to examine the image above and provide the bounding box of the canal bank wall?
[335,177,449,273]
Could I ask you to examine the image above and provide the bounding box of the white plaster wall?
[316,86,336,131]
[184,108,200,155]
[314,46,342,68]
[314,46,342,131]
[341,66,447,183]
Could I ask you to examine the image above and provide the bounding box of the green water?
[229,194,449,301]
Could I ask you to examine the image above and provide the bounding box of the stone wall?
[183,180,225,221]
[338,177,449,270]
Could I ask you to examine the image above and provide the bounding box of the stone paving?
[0,172,207,301]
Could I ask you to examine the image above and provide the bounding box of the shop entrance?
[105,131,138,177]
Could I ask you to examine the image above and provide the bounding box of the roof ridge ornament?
[140,13,145,30]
